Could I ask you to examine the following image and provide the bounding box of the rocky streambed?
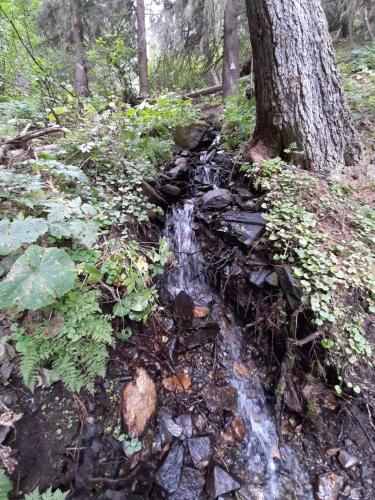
[2,127,375,499]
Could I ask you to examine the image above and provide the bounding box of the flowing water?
[164,157,314,498]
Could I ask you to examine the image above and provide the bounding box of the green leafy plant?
[11,289,113,392]
[25,486,69,500]
[0,469,12,499]
[0,245,76,311]
[241,158,374,395]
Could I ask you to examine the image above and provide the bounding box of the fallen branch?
[2,126,69,148]
[184,84,223,99]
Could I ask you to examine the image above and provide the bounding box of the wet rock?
[216,211,265,246]
[122,367,157,438]
[175,414,194,439]
[202,189,232,209]
[163,372,191,392]
[181,322,220,350]
[230,416,247,442]
[187,436,212,465]
[166,161,188,181]
[141,180,167,208]
[265,272,279,287]
[155,442,184,493]
[277,265,303,310]
[161,184,182,200]
[337,450,360,469]
[158,407,183,440]
[103,490,127,500]
[249,268,272,288]
[206,464,240,498]
[315,472,341,500]
[0,425,10,445]
[202,385,238,414]
[173,124,207,150]
[169,467,205,500]
[175,291,194,320]
[284,379,304,413]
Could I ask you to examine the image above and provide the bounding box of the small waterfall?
[164,160,313,499]
[165,199,212,305]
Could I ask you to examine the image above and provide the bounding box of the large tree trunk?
[244,0,363,175]
[136,0,150,96]
[362,6,375,42]
[71,0,90,97]
[222,0,240,101]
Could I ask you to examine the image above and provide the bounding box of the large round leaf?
[0,218,48,256]
[0,245,76,311]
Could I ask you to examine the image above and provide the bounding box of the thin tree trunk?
[362,6,375,42]
[222,0,240,101]
[136,0,150,96]
[244,0,363,175]
[71,0,90,97]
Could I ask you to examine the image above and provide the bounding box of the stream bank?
[2,127,374,499]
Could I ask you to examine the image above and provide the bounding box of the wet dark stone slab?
[276,266,303,310]
[175,291,194,320]
[205,464,241,498]
[202,385,238,414]
[168,467,205,500]
[216,211,265,246]
[155,442,185,493]
[201,188,233,209]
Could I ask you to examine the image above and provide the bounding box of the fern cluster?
[25,487,68,500]
[11,289,113,393]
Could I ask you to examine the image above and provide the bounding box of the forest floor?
[1,118,374,500]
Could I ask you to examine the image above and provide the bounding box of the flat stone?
[277,265,303,310]
[206,464,240,498]
[249,268,271,288]
[161,184,182,200]
[173,124,207,150]
[175,291,194,320]
[315,472,341,500]
[202,385,237,414]
[169,467,205,500]
[187,436,212,465]
[0,425,10,445]
[155,442,184,493]
[265,272,279,287]
[175,414,194,439]
[202,189,232,209]
[181,322,220,350]
[337,450,360,469]
[216,211,265,246]
[158,407,183,440]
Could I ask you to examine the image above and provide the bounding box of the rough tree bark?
[71,0,90,97]
[136,0,150,96]
[362,6,375,42]
[222,0,240,101]
[244,0,363,175]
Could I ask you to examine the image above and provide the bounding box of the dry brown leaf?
[193,306,210,318]
[233,362,250,377]
[230,416,246,441]
[162,372,191,392]
[122,367,157,438]
[0,445,17,473]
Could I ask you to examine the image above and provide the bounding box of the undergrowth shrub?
[11,289,113,392]
[222,77,256,150]
[240,158,374,396]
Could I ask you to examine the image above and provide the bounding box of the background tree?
[222,0,240,100]
[136,0,149,96]
[71,0,90,97]
[244,0,363,174]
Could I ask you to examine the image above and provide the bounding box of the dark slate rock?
[0,425,10,445]
[161,184,182,200]
[265,272,279,287]
[168,467,205,500]
[276,266,303,310]
[187,436,212,465]
[206,464,240,498]
[337,450,360,469]
[249,268,271,288]
[175,291,194,320]
[155,442,185,493]
[166,162,188,181]
[202,385,238,414]
[180,322,219,350]
[175,414,194,439]
[216,211,265,246]
[158,407,183,440]
[201,189,232,209]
